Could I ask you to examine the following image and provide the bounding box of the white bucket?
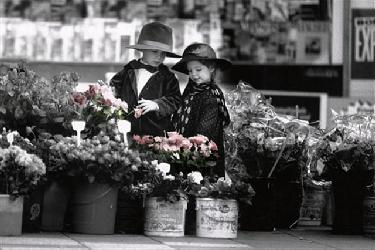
[144,197,187,237]
[0,195,23,236]
[196,198,238,238]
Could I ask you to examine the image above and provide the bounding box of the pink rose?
[142,135,154,144]
[189,135,208,145]
[181,139,192,149]
[209,141,218,151]
[72,93,87,106]
[133,135,141,143]
[86,84,99,97]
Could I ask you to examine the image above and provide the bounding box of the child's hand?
[137,99,159,115]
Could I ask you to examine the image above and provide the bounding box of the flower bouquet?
[0,61,79,136]
[71,81,130,137]
[132,132,219,176]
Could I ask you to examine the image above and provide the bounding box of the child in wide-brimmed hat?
[110,22,181,136]
[172,43,231,177]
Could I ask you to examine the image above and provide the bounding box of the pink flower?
[142,135,154,144]
[72,93,87,106]
[133,135,141,143]
[134,108,143,118]
[189,135,208,145]
[167,131,180,137]
[86,84,99,97]
[209,141,218,151]
[154,136,163,143]
[181,139,192,149]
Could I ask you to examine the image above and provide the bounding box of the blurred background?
[0,0,374,128]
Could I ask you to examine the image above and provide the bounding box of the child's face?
[141,50,166,67]
[186,61,214,84]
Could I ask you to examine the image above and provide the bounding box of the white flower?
[164,174,175,181]
[156,162,170,175]
[187,171,203,184]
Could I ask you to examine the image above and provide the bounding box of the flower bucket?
[196,198,238,238]
[363,195,375,234]
[144,197,187,237]
[299,190,326,226]
[71,183,118,234]
[0,195,23,236]
[41,181,70,231]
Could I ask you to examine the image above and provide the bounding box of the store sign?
[351,9,375,79]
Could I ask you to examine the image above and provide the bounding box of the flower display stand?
[71,183,118,234]
[0,195,23,236]
[196,198,238,238]
[144,197,187,237]
[363,195,375,234]
[40,181,71,231]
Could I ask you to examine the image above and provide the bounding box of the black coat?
[173,81,230,177]
[110,60,181,136]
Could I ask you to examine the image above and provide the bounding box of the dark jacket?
[110,60,181,136]
[173,81,230,177]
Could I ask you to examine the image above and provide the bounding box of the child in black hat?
[110,22,181,136]
[172,43,231,177]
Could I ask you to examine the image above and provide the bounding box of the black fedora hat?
[172,43,231,74]
[126,22,181,58]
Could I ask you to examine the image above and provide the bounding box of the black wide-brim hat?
[172,43,231,74]
[126,21,181,58]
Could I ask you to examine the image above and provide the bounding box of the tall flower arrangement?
[71,82,130,137]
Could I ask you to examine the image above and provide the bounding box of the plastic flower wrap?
[224,81,322,181]
[71,81,130,137]
[0,145,46,197]
[132,132,219,175]
[0,61,79,136]
[315,111,375,190]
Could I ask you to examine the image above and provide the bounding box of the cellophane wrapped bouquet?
[316,111,375,191]
[224,81,323,183]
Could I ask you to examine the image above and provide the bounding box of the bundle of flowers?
[132,132,219,175]
[71,81,130,137]
[0,61,79,136]
[315,112,375,190]
[123,160,188,203]
[224,82,322,182]
[48,131,148,186]
[186,171,255,205]
[0,145,46,197]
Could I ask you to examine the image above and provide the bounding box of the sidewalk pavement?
[0,227,374,250]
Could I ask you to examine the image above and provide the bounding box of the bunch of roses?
[71,82,130,136]
[132,132,219,175]
[133,132,218,157]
